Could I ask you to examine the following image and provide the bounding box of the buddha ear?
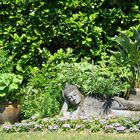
[62,90,65,98]
[65,82,69,86]
[62,88,71,106]
[65,83,72,89]
[62,89,68,102]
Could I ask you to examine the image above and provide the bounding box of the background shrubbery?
[0,0,140,78]
[0,0,140,118]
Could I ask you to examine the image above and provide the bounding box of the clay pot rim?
[0,101,20,105]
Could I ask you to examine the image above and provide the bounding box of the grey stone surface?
[129,88,140,102]
[111,110,140,117]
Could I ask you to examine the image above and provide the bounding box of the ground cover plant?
[1,115,140,134]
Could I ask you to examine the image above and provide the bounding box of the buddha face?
[65,90,81,105]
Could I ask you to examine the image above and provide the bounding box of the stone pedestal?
[112,89,140,117]
[111,109,140,117]
[128,88,140,102]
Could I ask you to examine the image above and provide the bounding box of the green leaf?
[134,28,140,41]
[9,83,18,91]
[13,75,23,83]
[0,92,6,97]
[0,86,6,91]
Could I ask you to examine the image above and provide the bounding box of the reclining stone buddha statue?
[59,84,140,119]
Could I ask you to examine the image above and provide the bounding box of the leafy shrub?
[21,81,63,118]
[0,49,13,73]
[58,53,131,97]
[112,28,140,88]
[21,48,77,118]
[0,49,23,102]
[0,73,23,102]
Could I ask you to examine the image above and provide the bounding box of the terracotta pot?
[128,88,140,102]
[0,102,21,124]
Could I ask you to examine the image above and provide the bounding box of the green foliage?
[0,0,139,118]
[0,49,23,102]
[21,48,77,118]
[113,28,140,87]
[21,49,131,118]
[0,73,23,102]
[0,49,13,73]
[21,81,63,118]
[0,0,140,79]
[58,54,130,97]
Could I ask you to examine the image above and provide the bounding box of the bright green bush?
[0,49,13,73]
[0,73,23,102]
[21,81,63,118]
[58,53,131,97]
[21,48,77,118]
[0,49,23,102]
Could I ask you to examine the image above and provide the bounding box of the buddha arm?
[59,101,69,115]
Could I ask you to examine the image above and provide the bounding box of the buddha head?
[63,84,82,106]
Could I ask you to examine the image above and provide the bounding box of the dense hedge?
[0,0,140,77]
